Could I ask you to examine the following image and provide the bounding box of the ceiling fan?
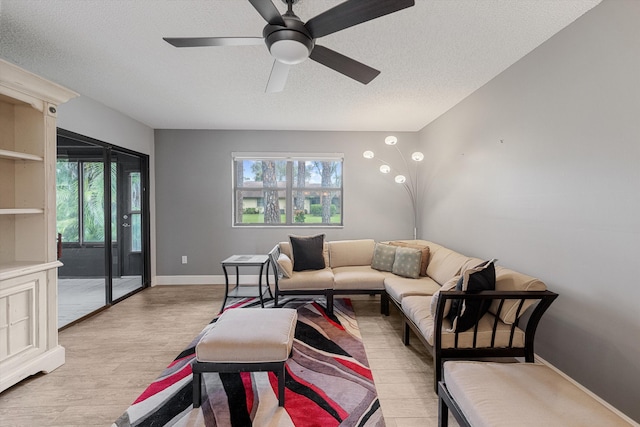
[163,0,415,92]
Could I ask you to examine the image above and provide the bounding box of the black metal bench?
[388,289,558,391]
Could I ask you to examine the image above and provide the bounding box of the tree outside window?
[56,160,117,244]
[233,154,343,226]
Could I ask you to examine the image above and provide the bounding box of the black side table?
[220,254,273,312]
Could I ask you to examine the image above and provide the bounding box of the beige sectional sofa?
[269,239,388,313]
[268,238,557,390]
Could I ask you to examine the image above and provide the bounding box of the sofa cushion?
[289,234,326,271]
[392,247,422,279]
[384,274,441,303]
[328,239,375,268]
[448,259,497,332]
[276,253,293,278]
[426,247,470,286]
[491,266,547,324]
[389,241,430,276]
[276,268,334,291]
[460,257,484,273]
[401,295,525,349]
[279,241,293,258]
[429,275,460,318]
[332,266,385,290]
[371,243,397,272]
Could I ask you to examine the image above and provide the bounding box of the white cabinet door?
[0,270,49,390]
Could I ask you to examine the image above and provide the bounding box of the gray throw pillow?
[392,247,422,279]
[371,243,397,272]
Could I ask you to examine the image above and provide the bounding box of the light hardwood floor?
[0,286,457,427]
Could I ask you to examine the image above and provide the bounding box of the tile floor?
[58,276,142,328]
[0,285,458,426]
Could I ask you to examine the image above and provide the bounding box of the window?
[56,159,117,244]
[129,172,142,252]
[233,153,343,226]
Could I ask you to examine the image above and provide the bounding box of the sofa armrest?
[434,290,558,354]
[426,289,557,392]
[268,244,282,283]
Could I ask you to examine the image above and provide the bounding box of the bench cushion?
[401,295,525,349]
[444,361,631,427]
[196,308,297,363]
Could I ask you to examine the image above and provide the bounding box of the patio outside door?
[56,130,149,328]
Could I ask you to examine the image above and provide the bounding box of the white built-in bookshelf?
[0,59,77,392]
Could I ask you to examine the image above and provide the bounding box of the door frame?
[56,128,150,312]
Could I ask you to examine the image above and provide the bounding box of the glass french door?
[56,130,149,328]
[111,150,144,301]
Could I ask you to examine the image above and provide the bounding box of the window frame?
[232,152,344,228]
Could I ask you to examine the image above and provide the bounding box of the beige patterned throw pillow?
[277,253,293,278]
[389,241,430,276]
[392,247,422,279]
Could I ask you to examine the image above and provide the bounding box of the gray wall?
[417,0,639,421]
[57,95,157,281]
[154,129,419,276]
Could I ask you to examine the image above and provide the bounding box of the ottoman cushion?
[443,361,630,427]
[196,308,297,363]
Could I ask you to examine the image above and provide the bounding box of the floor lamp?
[363,136,424,240]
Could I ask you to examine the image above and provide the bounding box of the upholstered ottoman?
[192,308,298,408]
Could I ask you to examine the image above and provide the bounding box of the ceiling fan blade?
[305,0,415,39]
[163,37,264,47]
[248,0,286,26]
[309,45,380,85]
[265,60,291,93]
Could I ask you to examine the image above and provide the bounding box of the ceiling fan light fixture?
[270,39,310,64]
[265,18,314,65]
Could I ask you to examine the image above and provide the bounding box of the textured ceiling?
[0,0,600,131]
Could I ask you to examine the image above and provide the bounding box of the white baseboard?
[535,354,638,425]
[0,345,65,393]
[154,275,278,286]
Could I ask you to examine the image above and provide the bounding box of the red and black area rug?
[112,298,384,427]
